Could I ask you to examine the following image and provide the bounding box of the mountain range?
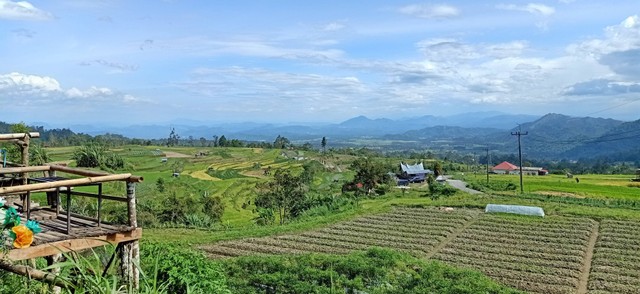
[22,112,640,161]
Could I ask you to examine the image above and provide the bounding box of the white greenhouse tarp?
[485,204,545,217]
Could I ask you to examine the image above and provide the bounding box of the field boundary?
[424,214,478,259]
[577,221,600,294]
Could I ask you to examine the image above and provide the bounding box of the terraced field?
[200,207,640,294]
[588,219,640,293]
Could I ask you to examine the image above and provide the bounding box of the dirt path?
[424,216,478,259]
[163,151,191,158]
[577,221,600,294]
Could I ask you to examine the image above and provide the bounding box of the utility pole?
[485,148,490,185]
[511,128,528,193]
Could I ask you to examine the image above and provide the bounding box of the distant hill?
[565,118,640,160]
[510,114,624,158]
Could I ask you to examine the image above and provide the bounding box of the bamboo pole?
[48,165,143,182]
[0,166,51,174]
[0,260,70,289]
[0,174,133,195]
[0,132,40,140]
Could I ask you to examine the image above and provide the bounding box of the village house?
[492,161,548,176]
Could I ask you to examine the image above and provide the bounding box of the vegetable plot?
[588,219,640,293]
[200,207,476,258]
[433,214,596,294]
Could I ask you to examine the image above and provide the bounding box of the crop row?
[436,247,583,269]
[313,227,444,247]
[455,238,586,257]
[299,231,435,253]
[449,263,579,288]
[434,253,581,279]
[325,223,451,240]
[477,215,595,230]
[458,230,587,247]
[471,219,594,235]
[389,207,477,220]
[493,277,576,294]
[464,225,590,242]
[444,243,584,270]
[363,213,469,226]
[340,218,457,234]
[357,215,466,227]
[587,220,640,293]
[247,237,351,255]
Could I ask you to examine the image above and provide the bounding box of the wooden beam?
[48,165,143,183]
[0,173,133,195]
[2,228,142,261]
[0,132,40,140]
[0,166,51,174]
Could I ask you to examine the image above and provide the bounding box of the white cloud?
[0,72,141,104]
[399,4,460,19]
[322,22,345,32]
[568,15,640,56]
[0,0,53,21]
[497,3,555,16]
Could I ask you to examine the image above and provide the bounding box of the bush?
[73,143,125,170]
[223,248,522,294]
[428,183,458,200]
[140,242,231,294]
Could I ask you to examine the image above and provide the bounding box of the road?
[445,177,483,194]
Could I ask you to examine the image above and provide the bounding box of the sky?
[1,0,640,126]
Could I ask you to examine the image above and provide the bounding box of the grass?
[464,174,640,200]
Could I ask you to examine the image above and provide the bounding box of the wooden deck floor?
[2,208,140,261]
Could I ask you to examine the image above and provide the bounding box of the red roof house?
[492,161,518,174]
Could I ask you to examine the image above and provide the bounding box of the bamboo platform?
[0,132,143,289]
[1,206,141,261]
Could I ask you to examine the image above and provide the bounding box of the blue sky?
[1,0,640,125]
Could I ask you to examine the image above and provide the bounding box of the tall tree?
[167,128,180,147]
[218,135,228,147]
[321,136,327,153]
[254,169,307,225]
[273,135,290,149]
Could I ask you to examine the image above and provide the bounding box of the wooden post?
[119,182,139,289]
[20,134,30,212]
[46,254,63,294]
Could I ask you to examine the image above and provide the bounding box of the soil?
[577,222,600,294]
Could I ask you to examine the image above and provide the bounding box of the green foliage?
[467,180,518,192]
[433,161,443,177]
[202,195,225,221]
[255,169,307,225]
[156,177,165,193]
[273,135,291,149]
[73,143,125,170]
[167,128,180,147]
[349,157,393,196]
[428,183,458,200]
[141,242,231,294]
[29,142,50,165]
[223,248,522,294]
